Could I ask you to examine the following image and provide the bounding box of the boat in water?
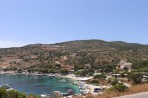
[80,89,89,95]
[67,89,74,95]
[40,94,52,98]
[48,74,56,77]
[73,82,79,85]
[59,79,66,82]
[54,89,75,97]
[62,89,75,97]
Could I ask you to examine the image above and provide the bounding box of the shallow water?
[0,74,80,95]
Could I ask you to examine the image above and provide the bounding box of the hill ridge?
[0,39,148,68]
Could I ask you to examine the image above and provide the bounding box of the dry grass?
[74,83,148,98]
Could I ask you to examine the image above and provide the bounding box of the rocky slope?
[0,40,148,68]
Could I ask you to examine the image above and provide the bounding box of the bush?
[0,88,26,98]
[75,69,88,77]
[129,73,143,84]
[114,83,128,92]
[7,90,26,98]
[60,69,68,75]
[54,64,61,68]
[90,79,99,84]
[0,88,7,98]
[111,79,118,86]
[133,60,148,69]
[49,69,56,73]
[94,74,106,79]
[27,94,40,98]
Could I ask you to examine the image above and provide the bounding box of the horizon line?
[0,39,147,49]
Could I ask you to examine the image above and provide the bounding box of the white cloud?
[0,41,27,48]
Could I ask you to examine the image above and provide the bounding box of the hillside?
[0,40,148,69]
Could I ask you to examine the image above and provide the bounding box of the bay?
[0,74,80,95]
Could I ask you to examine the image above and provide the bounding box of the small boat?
[67,89,74,95]
[40,94,52,98]
[79,84,84,89]
[62,93,69,97]
[62,89,74,97]
[80,89,89,95]
[93,88,103,93]
[73,82,78,85]
[59,79,66,82]
[48,74,56,77]
[40,94,47,98]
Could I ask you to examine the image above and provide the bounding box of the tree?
[94,74,106,79]
[75,69,88,77]
[0,88,7,98]
[133,60,148,69]
[60,69,68,75]
[90,79,99,84]
[114,83,128,92]
[129,73,143,84]
[49,69,56,73]
[7,90,26,98]
[111,79,119,86]
[55,64,61,68]
[0,88,26,98]
[80,69,88,77]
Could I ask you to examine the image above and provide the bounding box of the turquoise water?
[0,74,80,95]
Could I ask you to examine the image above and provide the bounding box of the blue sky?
[0,0,148,48]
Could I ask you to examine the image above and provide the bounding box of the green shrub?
[60,69,68,75]
[114,83,128,92]
[90,79,99,84]
[129,73,143,84]
[0,88,7,98]
[111,79,118,86]
[94,74,106,79]
[27,94,40,98]
[0,88,27,98]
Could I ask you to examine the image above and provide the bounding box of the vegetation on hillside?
[0,88,39,98]
[0,40,148,98]
[0,40,148,74]
[74,83,148,98]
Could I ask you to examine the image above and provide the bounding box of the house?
[84,64,91,69]
[93,72,102,76]
[116,60,132,72]
[112,73,121,78]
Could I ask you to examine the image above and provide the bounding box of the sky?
[0,0,148,48]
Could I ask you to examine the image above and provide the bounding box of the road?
[115,92,148,98]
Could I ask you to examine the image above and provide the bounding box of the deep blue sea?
[0,74,80,95]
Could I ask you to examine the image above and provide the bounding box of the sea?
[0,74,80,96]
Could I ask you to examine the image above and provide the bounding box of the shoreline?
[0,71,104,95]
[60,74,104,95]
[0,72,81,96]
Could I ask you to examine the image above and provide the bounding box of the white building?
[117,60,132,72]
